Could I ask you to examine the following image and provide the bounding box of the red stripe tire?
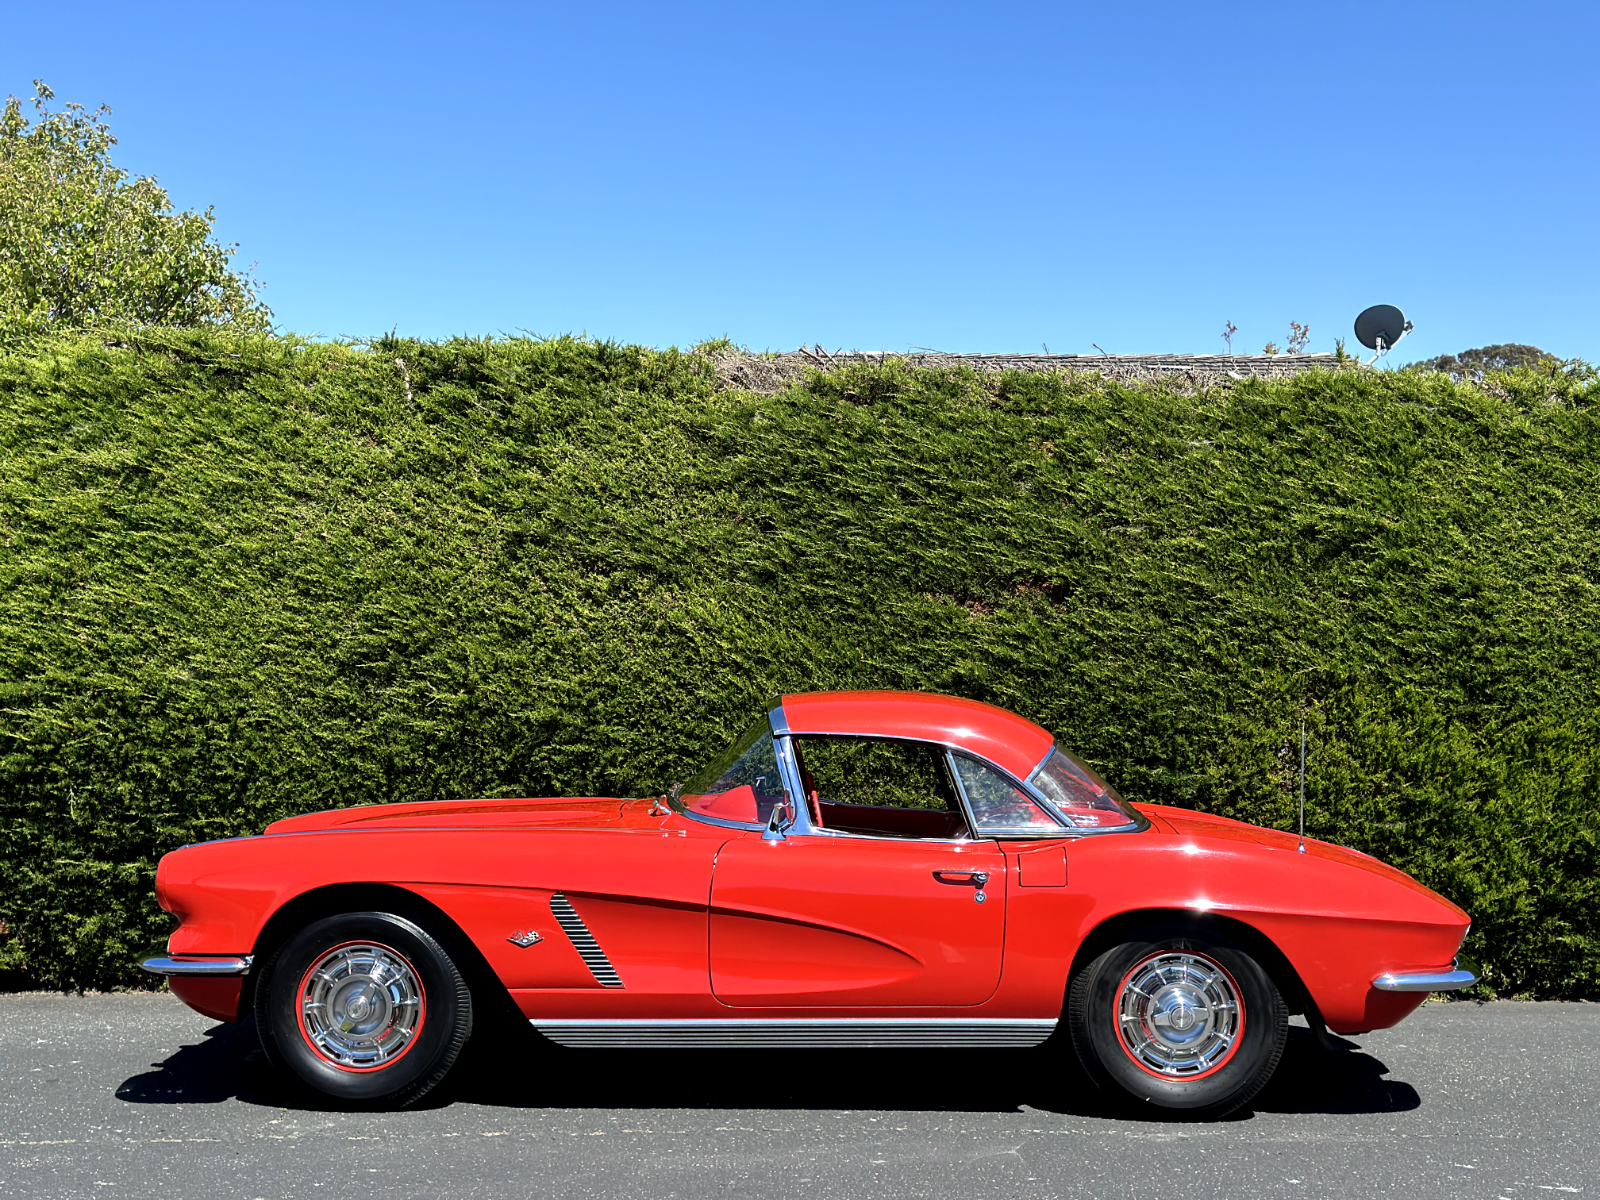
[1068,924,1287,1119]
[255,911,472,1107]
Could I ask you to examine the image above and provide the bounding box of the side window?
[793,737,968,840]
[951,754,1063,835]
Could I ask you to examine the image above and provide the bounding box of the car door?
[709,735,1006,1007]
[710,835,1005,1006]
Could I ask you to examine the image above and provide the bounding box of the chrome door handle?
[933,869,989,886]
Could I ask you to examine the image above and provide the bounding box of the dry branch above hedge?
[708,349,1347,394]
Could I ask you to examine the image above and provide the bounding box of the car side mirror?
[762,797,795,842]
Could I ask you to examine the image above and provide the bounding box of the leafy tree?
[0,80,270,341]
[1411,344,1557,379]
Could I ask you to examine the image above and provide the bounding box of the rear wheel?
[255,910,473,1107]
[1067,925,1286,1119]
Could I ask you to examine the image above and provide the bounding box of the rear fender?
[1066,907,1323,1025]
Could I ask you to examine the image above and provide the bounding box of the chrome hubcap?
[299,943,423,1069]
[1116,951,1241,1077]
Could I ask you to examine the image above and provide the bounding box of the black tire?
[1067,925,1287,1119]
[254,910,473,1107]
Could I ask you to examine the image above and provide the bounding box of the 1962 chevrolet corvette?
[142,691,1475,1116]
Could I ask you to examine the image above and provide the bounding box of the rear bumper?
[140,955,253,977]
[1372,962,1476,993]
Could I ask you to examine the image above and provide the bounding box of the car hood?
[263,795,659,836]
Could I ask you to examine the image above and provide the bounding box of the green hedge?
[2,331,1596,996]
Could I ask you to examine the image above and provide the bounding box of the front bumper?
[140,956,253,1024]
[140,955,253,977]
[1372,961,1477,993]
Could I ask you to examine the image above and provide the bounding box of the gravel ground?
[0,992,1594,1199]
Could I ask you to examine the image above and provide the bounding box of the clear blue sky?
[6,1,1596,361]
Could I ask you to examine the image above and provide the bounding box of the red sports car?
[142,691,1474,1117]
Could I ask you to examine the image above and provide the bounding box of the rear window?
[1028,748,1141,830]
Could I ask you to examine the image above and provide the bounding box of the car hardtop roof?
[777,690,1055,781]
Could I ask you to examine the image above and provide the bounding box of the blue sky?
[5,1,1596,361]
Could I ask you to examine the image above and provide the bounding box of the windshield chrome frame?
[770,731,819,836]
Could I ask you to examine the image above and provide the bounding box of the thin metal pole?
[1298,720,1307,853]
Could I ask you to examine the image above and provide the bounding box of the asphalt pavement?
[0,991,1593,1200]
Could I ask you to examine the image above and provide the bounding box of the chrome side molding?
[1372,961,1477,992]
[530,1017,1057,1048]
[140,955,254,977]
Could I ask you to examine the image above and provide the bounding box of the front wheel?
[1067,926,1287,1119]
[255,910,473,1107]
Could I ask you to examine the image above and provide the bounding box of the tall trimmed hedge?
[1,331,1596,996]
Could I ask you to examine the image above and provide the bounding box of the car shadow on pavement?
[117,1017,1418,1120]
[1248,1027,1420,1116]
[115,1017,288,1108]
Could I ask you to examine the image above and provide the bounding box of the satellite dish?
[1354,305,1413,352]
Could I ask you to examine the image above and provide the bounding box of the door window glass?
[793,737,968,839]
[951,754,1064,834]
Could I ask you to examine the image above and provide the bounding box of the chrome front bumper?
[140,955,253,977]
[1372,961,1477,992]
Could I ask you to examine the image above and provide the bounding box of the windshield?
[1028,748,1141,830]
[670,715,790,828]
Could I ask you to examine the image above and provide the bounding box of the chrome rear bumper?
[1372,961,1476,992]
[140,955,253,977]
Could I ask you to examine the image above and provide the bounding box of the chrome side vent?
[548,892,623,988]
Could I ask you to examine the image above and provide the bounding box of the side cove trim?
[549,893,624,988]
